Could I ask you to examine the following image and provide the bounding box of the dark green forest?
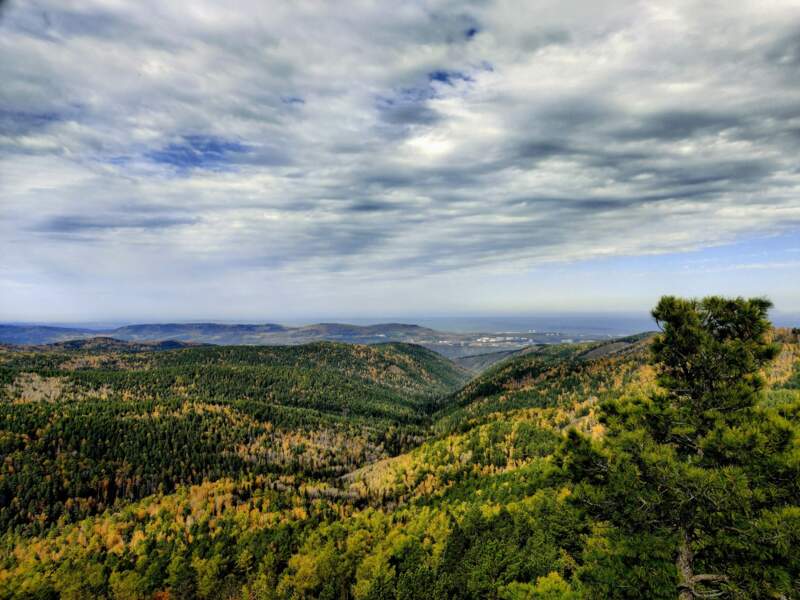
[0,298,798,599]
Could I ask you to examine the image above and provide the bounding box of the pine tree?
[561,296,800,598]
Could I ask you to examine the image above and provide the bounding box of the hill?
[0,341,468,534]
[0,326,798,598]
[0,322,607,358]
[42,336,201,352]
[0,322,440,346]
[452,346,534,374]
[0,324,97,345]
[345,334,658,503]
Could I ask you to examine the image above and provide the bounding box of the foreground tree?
[561,296,800,598]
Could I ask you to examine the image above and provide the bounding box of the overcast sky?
[2,0,800,323]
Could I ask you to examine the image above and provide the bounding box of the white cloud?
[1,0,800,319]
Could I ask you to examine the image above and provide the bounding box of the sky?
[2,0,800,323]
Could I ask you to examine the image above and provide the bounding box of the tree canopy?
[1,298,799,598]
[562,296,799,598]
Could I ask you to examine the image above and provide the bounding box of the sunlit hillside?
[2,323,798,598]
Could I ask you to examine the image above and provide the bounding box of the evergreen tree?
[561,296,800,598]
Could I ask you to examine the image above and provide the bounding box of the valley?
[1,309,798,598]
[5,0,799,595]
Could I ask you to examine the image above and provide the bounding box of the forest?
[0,297,799,599]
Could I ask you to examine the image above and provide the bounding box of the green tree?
[109,570,148,600]
[166,549,196,600]
[561,296,800,599]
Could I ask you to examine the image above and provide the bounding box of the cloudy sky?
[2,0,800,323]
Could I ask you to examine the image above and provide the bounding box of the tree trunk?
[676,528,729,599]
[677,529,695,600]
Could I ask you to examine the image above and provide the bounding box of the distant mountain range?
[0,322,438,345]
[0,321,617,358]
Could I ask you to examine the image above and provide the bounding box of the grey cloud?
[378,103,441,126]
[34,8,138,40]
[766,28,800,67]
[0,109,61,135]
[617,110,743,141]
[515,140,573,161]
[641,160,776,189]
[2,0,800,318]
[519,29,571,52]
[346,201,394,213]
[32,215,197,235]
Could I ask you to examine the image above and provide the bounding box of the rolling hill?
[0,327,798,598]
[0,322,611,359]
[0,322,440,346]
[0,341,468,535]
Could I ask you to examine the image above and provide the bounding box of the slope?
[0,341,468,533]
[1,331,798,599]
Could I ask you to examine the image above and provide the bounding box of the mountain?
[110,322,288,343]
[2,327,797,598]
[0,340,467,535]
[0,321,612,357]
[0,322,435,346]
[0,322,290,345]
[0,324,96,345]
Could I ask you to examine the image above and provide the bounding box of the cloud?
[32,214,198,235]
[1,0,800,319]
[0,109,61,136]
[146,135,249,170]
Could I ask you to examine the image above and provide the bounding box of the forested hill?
[0,322,442,347]
[435,333,655,433]
[1,320,799,598]
[0,341,468,534]
[346,333,660,503]
[0,322,605,359]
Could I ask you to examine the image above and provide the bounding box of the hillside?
[1,327,798,598]
[436,333,654,432]
[0,322,606,358]
[0,341,468,534]
[0,324,98,345]
[0,322,442,346]
[347,334,658,503]
[41,337,201,352]
[452,347,534,374]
